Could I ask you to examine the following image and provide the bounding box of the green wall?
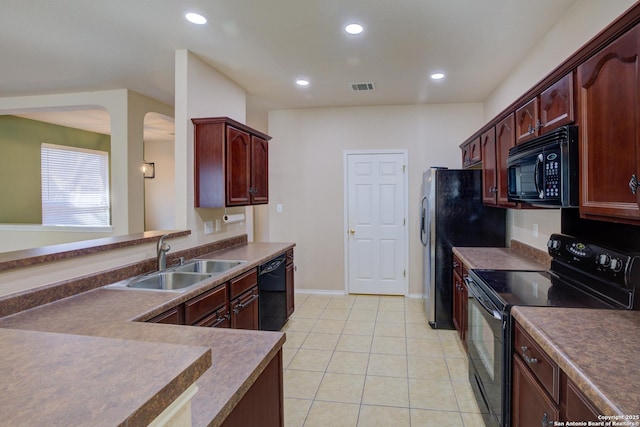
[0,115,111,224]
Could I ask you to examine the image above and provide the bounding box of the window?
[41,143,110,227]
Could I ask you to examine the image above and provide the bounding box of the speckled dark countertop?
[0,242,293,427]
[453,242,551,271]
[512,306,640,416]
[0,328,211,426]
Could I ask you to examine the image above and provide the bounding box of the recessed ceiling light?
[296,79,310,87]
[185,12,207,25]
[345,23,364,35]
[430,73,445,80]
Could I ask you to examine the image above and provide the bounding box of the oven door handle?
[465,277,503,320]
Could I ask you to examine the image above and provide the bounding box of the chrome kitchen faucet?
[157,235,170,271]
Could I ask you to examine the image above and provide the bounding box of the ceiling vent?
[350,82,375,92]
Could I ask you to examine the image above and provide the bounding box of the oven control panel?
[547,233,639,288]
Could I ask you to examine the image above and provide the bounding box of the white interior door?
[345,152,407,295]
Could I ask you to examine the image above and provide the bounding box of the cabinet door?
[469,138,481,164]
[496,114,516,207]
[481,128,497,205]
[461,138,481,168]
[231,287,259,330]
[461,143,471,167]
[251,136,269,204]
[285,259,294,318]
[226,125,252,206]
[540,73,574,134]
[561,375,600,423]
[577,24,640,222]
[515,98,539,144]
[512,355,560,427]
[460,266,468,348]
[452,269,463,335]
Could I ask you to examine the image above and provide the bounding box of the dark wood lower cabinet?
[561,375,600,423]
[231,286,259,330]
[147,306,183,324]
[512,354,560,427]
[221,350,284,427]
[513,321,602,427]
[285,249,295,318]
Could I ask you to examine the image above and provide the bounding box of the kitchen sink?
[172,259,246,274]
[104,259,246,292]
[106,271,213,292]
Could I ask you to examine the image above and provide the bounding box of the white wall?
[485,0,637,250]
[144,139,175,230]
[268,103,484,295]
[173,50,250,247]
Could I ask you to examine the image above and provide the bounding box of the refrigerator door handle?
[420,196,428,246]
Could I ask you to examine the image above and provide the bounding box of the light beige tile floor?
[281,293,488,427]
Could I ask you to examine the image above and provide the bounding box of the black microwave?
[507,125,578,207]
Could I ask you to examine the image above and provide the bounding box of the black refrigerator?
[420,167,506,329]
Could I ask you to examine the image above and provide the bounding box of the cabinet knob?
[541,412,554,426]
[629,174,638,195]
[521,346,538,365]
[349,229,356,235]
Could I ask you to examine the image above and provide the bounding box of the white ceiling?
[0,0,580,133]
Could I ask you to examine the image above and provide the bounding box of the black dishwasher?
[258,254,287,331]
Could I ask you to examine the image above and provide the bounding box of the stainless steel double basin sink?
[105,259,246,292]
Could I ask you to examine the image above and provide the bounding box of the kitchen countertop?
[512,306,640,416]
[0,241,293,426]
[453,246,550,271]
[0,328,211,426]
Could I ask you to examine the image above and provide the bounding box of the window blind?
[41,143,110,227]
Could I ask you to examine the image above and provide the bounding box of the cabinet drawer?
[148,306,183,325]
[514,323,560,402]
[196,306,230,328]
[185,284,228,325]
[230,268,258,300]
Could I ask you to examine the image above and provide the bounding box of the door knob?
[349,229,356,234]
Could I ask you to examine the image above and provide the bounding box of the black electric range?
[465,234,639,427]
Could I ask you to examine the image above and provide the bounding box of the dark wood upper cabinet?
[226,126,252,206]
[193,117,271,208]
[515,98,539,144]
[461,137,481,168]
[495,114,516,207]
[481,128,497,205]
[251,136,269,204]
[539,73,574,134]
[481,116,515,207]
[515,73,575,145]
[577,24,640,222]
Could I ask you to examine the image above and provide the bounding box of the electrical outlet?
[276,203,283,213]
[204,220,213,235]
[532,223,539,238]
[215,219,221,232]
